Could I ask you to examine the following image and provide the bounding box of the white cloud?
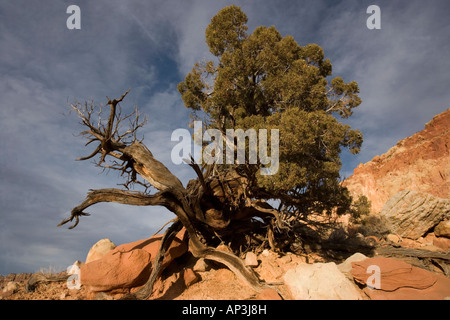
[1,0,449,274]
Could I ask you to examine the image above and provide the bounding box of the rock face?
[342,109,450,213]
[380,190,450,239]
[351,257,450,300]
[283,262,364,300]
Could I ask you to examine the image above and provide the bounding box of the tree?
[178,5,362,220]
[350,195,372,223]
[59,6,363,299]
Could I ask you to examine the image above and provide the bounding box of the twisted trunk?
[58,90,283,299]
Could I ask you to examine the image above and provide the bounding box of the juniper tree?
[59,5,363,299]
[178,5,362,220]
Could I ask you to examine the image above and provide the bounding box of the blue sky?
[0,0,449,275]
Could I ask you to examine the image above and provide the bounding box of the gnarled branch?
[61,90,284,299]
[58,188,166,229]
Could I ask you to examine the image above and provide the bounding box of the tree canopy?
[178,5,363,217]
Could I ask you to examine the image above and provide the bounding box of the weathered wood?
[26,273,69,292]
[61,90,281,299]
[375,246,450,261]
[58,189,167,229]
[122,143,184,193]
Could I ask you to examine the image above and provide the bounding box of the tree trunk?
[59,91,284,299]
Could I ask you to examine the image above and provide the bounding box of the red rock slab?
[80,248,152,292]
[352,257,437,291]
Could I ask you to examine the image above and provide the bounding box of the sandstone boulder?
[435,220,450,238]
[380,190,449,239]
[351,257,450,300]
[80,248,152,292]
[337,252,368,280]
[85,239,116,264]
[81,228,188,293]
[113,227,187,269]
[193,258,211,272]
[283,262,364,300]
[0,281,19,299]
[2,281,18,294]
[386,234,401,244]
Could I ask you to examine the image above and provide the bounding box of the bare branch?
[122,143,185,193]
[184,156,208,192]
[58,188,166,229]
[251,200,290,231]
[105,88,131,142]
[76,144,101,161]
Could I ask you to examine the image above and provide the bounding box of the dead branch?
[26,273,70,292]
[58,188,166,229]
[61,90,282,298]
[375,246,450,261]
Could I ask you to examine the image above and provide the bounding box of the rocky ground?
[0,249,309,300]
[2,109,448,301]
[1,239,449,300]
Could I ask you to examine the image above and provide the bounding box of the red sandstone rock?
[362,274,450,300]
[114,227,188,268]
[80,228,188,293]
[435,220,450,238]
[80,248,152,292]
[351,257,450,300]
[432,236,450,251]
[183,268,200,287]
[352,257,436,291]
[342,109,450,213]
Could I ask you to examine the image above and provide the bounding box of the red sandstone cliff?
[342,109,449,213]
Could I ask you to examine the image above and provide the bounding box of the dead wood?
[60,90,284,298]
[375,245,450,276]
[375,245,450,261]
[26,273,70,292]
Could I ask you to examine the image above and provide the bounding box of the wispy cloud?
[0,0,449,274]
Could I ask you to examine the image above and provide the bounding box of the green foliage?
[178,5,363,217]
[350,195,372,222]
[358,215,391,237]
